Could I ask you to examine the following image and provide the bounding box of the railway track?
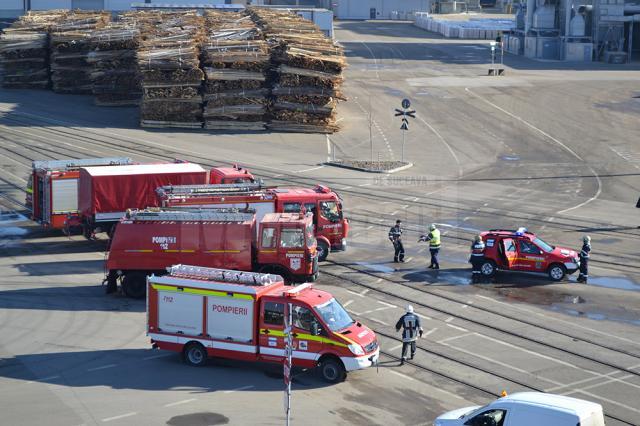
[322,262,640,373]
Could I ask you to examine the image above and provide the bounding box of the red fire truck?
[156,183,348,261]
[106,208,318,298]
[77,162,207,237]
[147,264,379,382]
[27,157,133,229]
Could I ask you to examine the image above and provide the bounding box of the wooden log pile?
[49,11,110,94]
[201,11,270,131]
[88,24,141,106]
[137,11,204,129]
[0,10,66,89]
[248,8,346,133]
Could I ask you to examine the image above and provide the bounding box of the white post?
[401,129,406,163]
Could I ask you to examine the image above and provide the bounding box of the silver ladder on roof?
[156,182,265,197]
[32,157,132,171]
[127,208,255,222]
[168,264,281,286]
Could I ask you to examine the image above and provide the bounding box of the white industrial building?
[333,0,431,20]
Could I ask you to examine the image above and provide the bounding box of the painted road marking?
[346,289,365,298]
[368,317,390,326]
[446,324,468,332]
[422,328,438,337]
[25,375,61,384]
[87,364,117,372]
[438,332,476,344]
[389,343,403,351]
[102,412,137,422]
[389,370,415,382]
[343,300,354,307]
[294,165,324,173]
[377,301,397,308]
[444,317,454,323]
[164,399,196,408]
[224,385,254,394]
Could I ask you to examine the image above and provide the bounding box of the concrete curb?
[324,161,414,174]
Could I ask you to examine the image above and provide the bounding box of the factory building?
[504,0,639,62]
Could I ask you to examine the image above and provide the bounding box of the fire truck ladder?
[156,182,266,197]
[167,264,281,286]
[127,208,255,222]
[32,157,132,171]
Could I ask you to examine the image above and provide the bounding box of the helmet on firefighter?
[583,235,591,244]
[406,305,414,313]
[429,224,437,231]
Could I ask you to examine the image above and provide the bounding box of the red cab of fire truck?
[77,162,207,238]
[106,208,318,298]
[156,183,348,261]
[27,157,133,229]
[209,164,255,184]
[479,228,580,281]
[147,264,379,383]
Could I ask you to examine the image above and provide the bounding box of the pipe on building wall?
[526,0,536,31]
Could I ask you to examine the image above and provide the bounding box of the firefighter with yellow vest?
[419,224,441,269]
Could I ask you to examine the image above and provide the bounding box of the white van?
[434,392,605,426]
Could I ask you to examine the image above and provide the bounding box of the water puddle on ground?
[0,211,29,240]
[585,276,640,291]
[355,262,396,274]
[550,306,640,326]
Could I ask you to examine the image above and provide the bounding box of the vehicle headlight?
[348,344,364,356]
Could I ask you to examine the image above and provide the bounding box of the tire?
[319,357,346,383]
[480,260,497,277]
[317,240,330,262]
[122,272,147,299]
[548,264,566,281]
[183,342,207,367]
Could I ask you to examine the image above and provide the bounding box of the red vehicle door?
[517,239,546,271]
[290,303,323,368]
[258,298,286,362]
[501,238,518,270]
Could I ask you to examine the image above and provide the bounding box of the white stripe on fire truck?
[151,284,253,300]
[260,347,319,361]
[149,333,257,354]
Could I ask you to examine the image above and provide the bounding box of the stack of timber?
[50,11,110,94]
[0,10,66,89]
[249,8,345,134]
[201,11,269,131]
[137,11,204,128]
[88,24,141,106]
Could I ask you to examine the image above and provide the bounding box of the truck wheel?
[183,342,207,367]
[317,240,330,262]
[319,357,346,383]
[122,272,147,299]
[548,264,566,281]
[480,260,496,277]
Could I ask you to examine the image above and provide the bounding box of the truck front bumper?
[341,348,380,372]
[331,238,347,252]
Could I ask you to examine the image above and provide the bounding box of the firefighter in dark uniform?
[395,305,423,365]
[577,235,591,283]
[470,234,486,283]
[388,220,405,263]
[419,224,441,269]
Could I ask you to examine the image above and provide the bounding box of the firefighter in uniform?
[419,224,441,269]
[577,235,591,283]
[388,220,405,263]
[395,305,423,365]
[470,234,486,283]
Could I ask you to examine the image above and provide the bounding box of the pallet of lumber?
[0,10,66,89]
[89,25,141,106]
[247,8,346,134]
[201,11,268,131]
[137,11,204,128]
[49,11,110,94]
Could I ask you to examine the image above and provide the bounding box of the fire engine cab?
[156,183,348,261]
[148,264,379,383]
[209,164,255,184]
[479,228,580,281]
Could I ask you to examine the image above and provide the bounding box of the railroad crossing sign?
[394,99,416,162]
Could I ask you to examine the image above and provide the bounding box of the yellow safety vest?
[429,229,441,248]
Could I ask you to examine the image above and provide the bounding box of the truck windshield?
[280,228,304,248]
[320,201,341,222]
[314,298,354,332]
[533,237,554,253]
